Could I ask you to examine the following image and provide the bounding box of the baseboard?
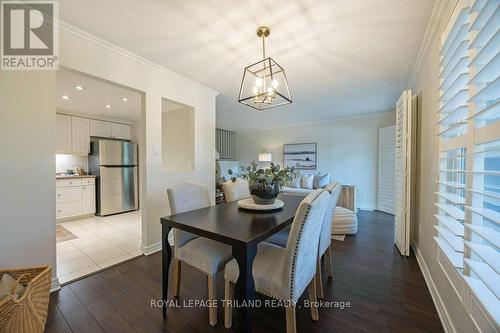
[141,242,161,255]
[50,277,61,293]
[414,246,456,333]
[358,203,376,211]
[141,234,174,256]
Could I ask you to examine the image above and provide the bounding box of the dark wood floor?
[45,210,443,333]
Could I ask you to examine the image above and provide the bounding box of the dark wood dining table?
[160,194,303,333]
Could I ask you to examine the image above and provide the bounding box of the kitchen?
[55,69,145,284]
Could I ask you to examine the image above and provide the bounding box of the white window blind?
[436,0,499,327]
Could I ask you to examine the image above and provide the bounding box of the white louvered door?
[394,90,414,256]
[378,125,395,214]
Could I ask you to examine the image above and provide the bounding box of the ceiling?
[56,69,142,121]
[59,0,435,131]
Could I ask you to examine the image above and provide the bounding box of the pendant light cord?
[262,35,266,60]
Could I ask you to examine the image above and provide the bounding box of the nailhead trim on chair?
[288,189,323,302]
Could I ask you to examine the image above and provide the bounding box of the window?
[436,0,499,327]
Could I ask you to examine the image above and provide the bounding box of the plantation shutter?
[436,0,499,326]
[435,1,470,270]
[464,0,500,324]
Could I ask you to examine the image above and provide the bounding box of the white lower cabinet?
[56,201,82,219]
[56,178,96,220]
[81,185,96,215]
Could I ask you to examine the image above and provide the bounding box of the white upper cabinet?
[90,120,113,138]
[71,117,90,154]
[111,123,132,140]
[56,114,72,154]
[90,119,131,140]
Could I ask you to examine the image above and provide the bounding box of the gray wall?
[0,71,57,284]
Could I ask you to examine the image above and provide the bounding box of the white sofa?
[281,186,316,195]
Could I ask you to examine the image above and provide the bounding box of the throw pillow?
[314,173,330,189]
[0,273,26,300]
[285,176,301,188]
[301,174,314,189]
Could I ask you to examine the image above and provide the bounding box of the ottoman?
[332,206,358,235]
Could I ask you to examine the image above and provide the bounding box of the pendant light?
[238,26,292,111]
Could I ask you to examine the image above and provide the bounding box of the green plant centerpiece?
[228,162,295,205]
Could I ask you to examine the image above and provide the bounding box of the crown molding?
[234,110,395,133]
[407,0,457,88]
[57,20,219,97]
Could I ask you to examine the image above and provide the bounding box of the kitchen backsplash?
[56,154,88,173]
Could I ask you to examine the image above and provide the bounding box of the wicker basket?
[0,266,51,333]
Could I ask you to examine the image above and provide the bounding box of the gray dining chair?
[316,182,341,297]
[221,178,251,203]
[267,182,342,298]
[223,189,330,333]
[167,181,232,326]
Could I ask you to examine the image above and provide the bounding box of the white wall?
[236,112,395,209]
[409,0,478,331]
[0,71,57,288]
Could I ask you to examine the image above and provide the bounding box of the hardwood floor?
[45,210,443,333]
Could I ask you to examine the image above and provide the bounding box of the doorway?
[55,67,146,284]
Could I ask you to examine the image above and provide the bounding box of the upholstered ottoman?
[332,206,358,235]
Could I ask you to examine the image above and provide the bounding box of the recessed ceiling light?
[121,97,129,102]
[105,104,112,109]
[62,95,70,100]
[74,85,84,90]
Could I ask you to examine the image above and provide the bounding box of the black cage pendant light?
[238,26,292,111]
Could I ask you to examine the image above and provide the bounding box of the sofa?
[281,173,358,235]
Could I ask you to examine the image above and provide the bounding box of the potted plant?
[228,162,295,205]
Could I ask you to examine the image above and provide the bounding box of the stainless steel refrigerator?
[89,140,138,216]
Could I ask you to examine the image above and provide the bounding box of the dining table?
[160,193,303,333]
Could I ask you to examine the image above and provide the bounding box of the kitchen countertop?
[56,175,96,179]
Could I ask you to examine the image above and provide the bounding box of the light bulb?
[255,78,263,87]
[252,86,259,95]
[271,79,279,88]
[267,87,274,96]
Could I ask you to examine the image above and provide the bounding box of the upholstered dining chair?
[267,182,342,298]
[315,182,341,298]
[221,178,251,203]
[167,181,233,326]
[223,189,330,333]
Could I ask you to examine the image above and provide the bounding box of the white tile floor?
[56,210,142,284]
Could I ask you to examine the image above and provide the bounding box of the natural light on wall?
[435,0,499,329]
[161,98,195,172]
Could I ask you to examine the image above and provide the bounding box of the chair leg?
[285,304,297,333]
[207,275,217,326]
[325,245,334,279]
[172,259,181,297]
[308,278,319,321]
[316,259,324,299]
[224,280,234,329]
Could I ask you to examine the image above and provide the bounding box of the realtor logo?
[1,0,58,70]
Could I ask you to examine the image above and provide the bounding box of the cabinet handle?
[57,194,61,197]
[58,210,61,212]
